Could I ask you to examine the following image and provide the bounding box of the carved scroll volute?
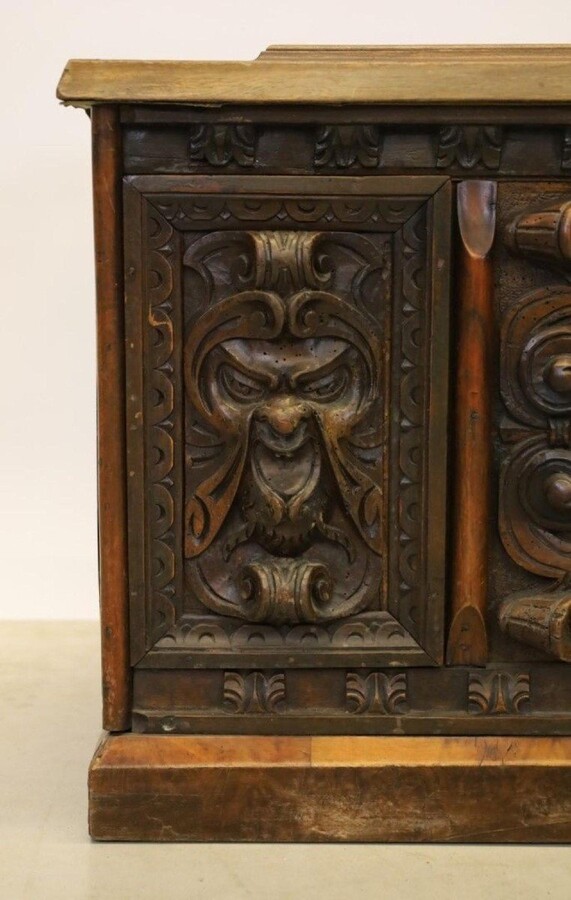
[447,181,497,666]
[499,196,571,661]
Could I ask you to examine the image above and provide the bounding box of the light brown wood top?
[57,45,571,107]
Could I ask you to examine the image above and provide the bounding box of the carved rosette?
[499,198,571,660]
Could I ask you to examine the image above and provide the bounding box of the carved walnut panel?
[124,175,451,668]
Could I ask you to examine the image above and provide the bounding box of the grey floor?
[1,621,570,900]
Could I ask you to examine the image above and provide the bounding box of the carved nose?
[259,397,309,435]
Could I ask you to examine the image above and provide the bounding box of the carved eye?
[299,366,349,403]
[219,364,267,404]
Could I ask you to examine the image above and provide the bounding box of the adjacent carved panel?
[223,671,286,713]
[468,672,531,715]
[188,124,256,167]
[436,126,503,169]
[314,125,382,168]
[346,672,408,714]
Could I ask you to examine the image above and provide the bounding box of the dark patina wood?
[92,106,130,731]
[58,46,571,842]
[447,181,496,666]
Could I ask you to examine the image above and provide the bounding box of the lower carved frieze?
[131,665,571,735]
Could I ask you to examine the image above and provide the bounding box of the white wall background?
[1,0,570,619]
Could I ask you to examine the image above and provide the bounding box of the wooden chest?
[57,45,571,841]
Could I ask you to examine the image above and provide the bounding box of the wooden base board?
[89,733,571,842]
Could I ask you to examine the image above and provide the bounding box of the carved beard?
[240,419,331,556]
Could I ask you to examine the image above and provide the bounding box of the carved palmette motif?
[182,229,387,626]
[223,671,286,713]
[499,197,571,660]
[188,124,256,167]
[314,125,383,168]
[346,672,408,714]
[436,125,503,170]
[468,672,531,715]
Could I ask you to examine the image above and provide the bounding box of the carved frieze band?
[183,122,509,171]
[499,197,571,660]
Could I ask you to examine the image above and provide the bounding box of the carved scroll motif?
[182,230,387,626]
[499,198,571,660]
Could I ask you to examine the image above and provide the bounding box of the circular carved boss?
[500,439,571,579]
[501,286,571,427]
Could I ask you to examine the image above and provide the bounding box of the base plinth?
[89,734,571,842]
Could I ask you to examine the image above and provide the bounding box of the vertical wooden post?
[446,180,496,666]
[92,105,130,729]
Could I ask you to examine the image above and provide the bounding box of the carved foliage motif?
[346,672,408,714]
[223,671,286,713]
[183,230,386,626]
[468,672,531,715]
[436,126,503,170]
[188,124,256,167]
[314,125,383,168]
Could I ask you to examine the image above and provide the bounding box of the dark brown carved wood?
[60,46,571,844]
[447,181,496,666]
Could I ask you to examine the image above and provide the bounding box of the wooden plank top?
[57,45,571,107]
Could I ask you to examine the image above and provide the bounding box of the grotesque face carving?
[183,232,384,624]
[207,334,364,558]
